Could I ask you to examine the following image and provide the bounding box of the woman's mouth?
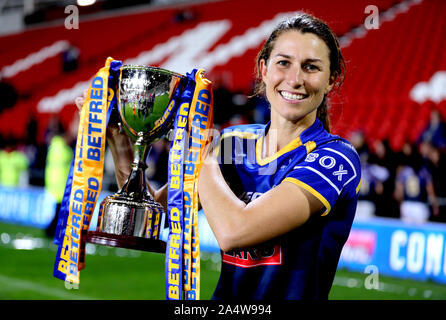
[280,91,309,102]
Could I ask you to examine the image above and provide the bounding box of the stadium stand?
[0,0,400,143]
[331,0,446,150]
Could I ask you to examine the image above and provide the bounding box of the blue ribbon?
[54,60,122,246]
[53,60,122,282]
[165,69,197,300]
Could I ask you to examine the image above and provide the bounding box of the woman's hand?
[74,90,87,112]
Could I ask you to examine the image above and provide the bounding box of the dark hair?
[253,12,345,132]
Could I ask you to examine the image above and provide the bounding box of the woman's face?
[260,30,334,124]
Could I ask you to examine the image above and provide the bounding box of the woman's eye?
[303,64,319,72]
[277,60,290,67]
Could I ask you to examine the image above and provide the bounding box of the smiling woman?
[196,12,360,300]
[101,12,361,300]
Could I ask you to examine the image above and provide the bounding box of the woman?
[76,12,361,300]
[198,13,361,300]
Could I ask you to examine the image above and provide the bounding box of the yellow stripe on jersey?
[283,177,332,216]
[356,178,362,194]
[304,141,317,154]
[256,135,303,166]
[220,131,259,140]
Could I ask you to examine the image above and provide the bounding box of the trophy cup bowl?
[86,65,184,253]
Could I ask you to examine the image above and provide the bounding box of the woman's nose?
[286,67,304,88]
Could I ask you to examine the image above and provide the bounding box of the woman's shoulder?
[313,137,361,167]
[321,137,358,152]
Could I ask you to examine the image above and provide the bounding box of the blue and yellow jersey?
[212,118,361,300]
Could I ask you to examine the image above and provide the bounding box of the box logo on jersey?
[222,242,282,268]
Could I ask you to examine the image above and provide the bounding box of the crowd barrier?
[338,217,446,284]
[0,186,56,229]
[2,186,446,284]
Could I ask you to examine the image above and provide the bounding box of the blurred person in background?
[25,117,48,187]
[350,131,380,219]
[356,160,386,219]
[419,140,446,222]
[212,71,257,130]
[0,137,29,188]
[349,130,369,160]
[368,139,399,218]
[394,142,439,224]
[418,109,446,150]
[61,44,80,73]
[211,72,238,129]
[0,76,18,112]
[44,117,76,238]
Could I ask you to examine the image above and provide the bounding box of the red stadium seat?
[333,0,446,150]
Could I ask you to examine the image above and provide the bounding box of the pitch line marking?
[0,274,97,300]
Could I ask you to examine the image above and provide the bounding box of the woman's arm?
[198,156,324,252]
[150,183,168,210]
[106,122,133,189]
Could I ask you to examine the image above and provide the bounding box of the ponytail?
[317,95,330,133]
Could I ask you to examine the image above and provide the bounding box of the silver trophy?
[86,65,184,252]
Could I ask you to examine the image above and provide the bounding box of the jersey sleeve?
[283,142,361,216]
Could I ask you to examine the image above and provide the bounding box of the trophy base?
[89,192,165,254]
[86,231,166,253]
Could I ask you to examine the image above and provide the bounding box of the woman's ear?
[259,59,268,82]
[325,74,336,94]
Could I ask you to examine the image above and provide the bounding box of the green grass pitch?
[1,222,446,300]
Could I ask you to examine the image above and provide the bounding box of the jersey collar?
[255,118,324,166]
